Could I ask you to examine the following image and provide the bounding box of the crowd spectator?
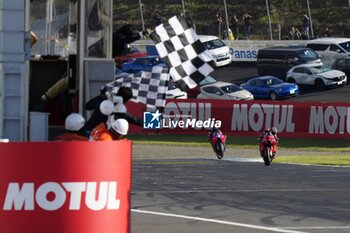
[302,14,310,39]
[288,26,302,40]
[230,13,239,40]
[243,13,252,39]
[215,12,223,38]
[323,27,331,37]
[152,9,162,27]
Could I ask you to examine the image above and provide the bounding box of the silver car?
[197,81,254,100]
[286,63,347,90]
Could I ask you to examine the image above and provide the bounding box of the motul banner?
[127,100,350,138]
[0,141,132,233]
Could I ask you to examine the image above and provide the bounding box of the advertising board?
[0,141,132,233]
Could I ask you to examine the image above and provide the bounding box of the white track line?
[282,226,350,230]
[131,209,308,233]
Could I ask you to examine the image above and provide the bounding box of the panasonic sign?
[3,181,121,211]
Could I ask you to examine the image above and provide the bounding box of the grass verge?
[276,155,350,166]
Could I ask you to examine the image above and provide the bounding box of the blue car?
[240,76,299,100]
[121,55,167,73]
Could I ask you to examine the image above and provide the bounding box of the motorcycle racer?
[258,127,279,158]
[208,127,227,153]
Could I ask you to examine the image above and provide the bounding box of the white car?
[197,81,254,100]
[199,35,232,67]
[286,63,347,90]
[306,38,350,66]
[166,82,187,99]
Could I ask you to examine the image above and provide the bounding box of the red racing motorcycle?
[259,134,278,166]
[209,130,227,159]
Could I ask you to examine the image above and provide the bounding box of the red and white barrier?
[0,141,132,233]
[127,99,350,138]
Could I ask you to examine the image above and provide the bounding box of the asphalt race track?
[131,158,350,233]
[131,63,350,232]
[211,63,350,103]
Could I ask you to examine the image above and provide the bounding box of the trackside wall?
[127,99,350,139]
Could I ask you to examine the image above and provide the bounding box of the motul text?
[3,181,120,211]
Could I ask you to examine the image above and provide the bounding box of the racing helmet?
[100,100,114,115]
[271,127,278,135]
[211,127,219,132]
[65,113,85,131]
[110,118,129,135]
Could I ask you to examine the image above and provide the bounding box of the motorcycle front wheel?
[263,147,271,166]
[216,143,224,159]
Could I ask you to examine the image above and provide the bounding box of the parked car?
[121,55,166,73]
[240,76,299,100]
[197,81,254,100]
[332,57,350,78]
[286,63,347,90]
[114,45,148,68]
[186,75,218,98]
[166,82,187,99]
[199,35,232,67]
[257,46,322,79]
[306,37,350,67]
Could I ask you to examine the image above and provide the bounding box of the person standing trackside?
[52,113,88,141]
[90,118,129,141]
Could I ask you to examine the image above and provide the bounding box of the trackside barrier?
[126,99,350,139]
[0,141,132,233]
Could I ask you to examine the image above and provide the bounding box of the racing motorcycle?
[209,130,227,159]
[260,134,278,166]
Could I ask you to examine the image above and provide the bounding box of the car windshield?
[264,78,282,86]
[129,46,140,54]
[199,76,217,85]
[221,84,242,93]
[339,41,350,52]
[168,82,177,90]
[309,66,332,74]
[203,39,226,50]
[297,49,319,59]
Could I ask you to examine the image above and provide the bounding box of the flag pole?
[265,0,273,40]
[223,0,230,39]
[181,0,186,16]
[306,0,314,38]
[139,0,145,32]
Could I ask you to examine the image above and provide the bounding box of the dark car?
[240,76,299,100]
[332,57,350,78]
[121,55,166,73]
[257,46,322,79]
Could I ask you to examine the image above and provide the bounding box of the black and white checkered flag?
[151,15,215,90]
[106,66,169,110]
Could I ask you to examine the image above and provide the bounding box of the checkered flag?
[151,15,215,90]
[107,66,169,110]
